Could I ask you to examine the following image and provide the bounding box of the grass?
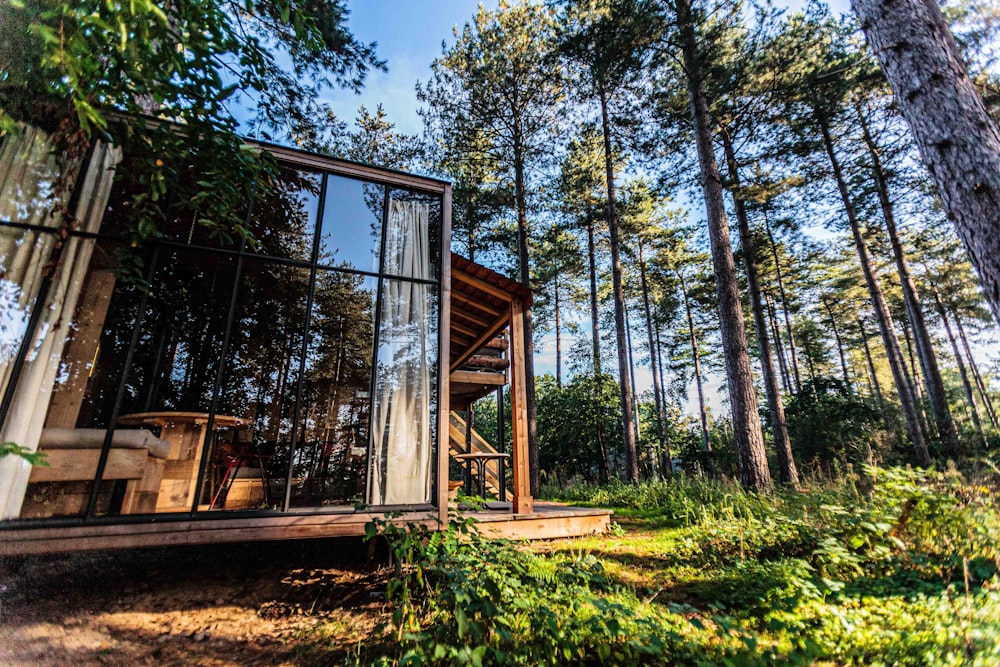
[305,464,1000,666]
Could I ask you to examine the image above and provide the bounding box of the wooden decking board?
[0,505,611,555]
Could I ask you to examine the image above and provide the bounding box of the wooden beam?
[508,297,533,514]
[453,270,514,303]
[450,370,507,386]
[449,311,510,372]
[451,290,504,317]
[264,145,449,194]
[0,507,612,554]
[449,320,479,338]
[28,448,148,482]
[452,307,494,329]
[438,184,453,526]
[475,512,612,540]
[464,355,508,370]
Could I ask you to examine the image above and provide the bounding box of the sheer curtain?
[0,126,120,518]
[368,198,434,505]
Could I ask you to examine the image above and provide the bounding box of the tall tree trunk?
[680,273,712,474]
[624,302,643,447]
[677,0,771,491]
[722,132,799,487]
[853,0,1000,324]
[654,317,674,475]
[900,320,922,403]
[764,212,802,393]
[954,311,999,430]
[822,298,852,387]
[766,291,793,395]
[898,319,931,437]
[512,131,540,494]
[639,239,671,478]
[930,283,988,448]
[587,221,612,483]
[554,272,562,388]
[587,222,602,375]
[599,87,639,484]
[817,110,931,466]
[859,317,886,412]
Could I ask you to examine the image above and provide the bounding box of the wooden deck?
[0,504,611,555]
[467,502,612,540]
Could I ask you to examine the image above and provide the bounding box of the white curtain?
[367,198,434,505]
[0,126,120,518]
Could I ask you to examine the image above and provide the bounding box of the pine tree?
[853,0,1000,325]
[419,2,566,492]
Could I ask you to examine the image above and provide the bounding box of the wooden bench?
[20,428,169,518]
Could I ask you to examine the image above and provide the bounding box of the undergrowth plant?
[359,513,728,666]
[340,465,1000,666]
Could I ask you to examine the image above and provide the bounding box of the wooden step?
[448,412,510,496]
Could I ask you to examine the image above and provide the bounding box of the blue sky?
[323,0,853,137]
[322,0,494,135]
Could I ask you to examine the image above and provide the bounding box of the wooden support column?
[508,297,533,514]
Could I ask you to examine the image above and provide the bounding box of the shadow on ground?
[0,538,390,666]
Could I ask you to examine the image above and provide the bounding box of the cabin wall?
[0,127,451,533]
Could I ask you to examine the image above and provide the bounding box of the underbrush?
[329,465,1000,666]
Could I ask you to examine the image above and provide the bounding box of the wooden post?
[508,298,533,514]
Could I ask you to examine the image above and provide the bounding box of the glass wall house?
[0,126,446,522]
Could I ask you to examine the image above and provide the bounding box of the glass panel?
[248,168,321,262]
[76,247,239,515]
[289,270,377,509]
[203,259,311,511]
[318,175,383,273]
[384,189,441,280]
[0,125,61,225]
[1,136,122,520]
[0,227,57,398]
[99,156,248,251]
[14,240,172,520]
[368,279,439,506]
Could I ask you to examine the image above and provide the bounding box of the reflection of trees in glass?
[249,168,321,261]
[292,269,376,505]
[82,249,237,427]
[221,261,309,440]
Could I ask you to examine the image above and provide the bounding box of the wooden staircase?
[449,412,510,497]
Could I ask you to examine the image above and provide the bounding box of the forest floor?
[0,538,394,667]
[2,467,999,666]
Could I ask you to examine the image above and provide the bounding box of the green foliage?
[361,514,698,666]
[536,372,623,483]
[338,467,1000,665]
[0,442,47,466]
[346,468,1000,665]
[0,0,383,247]
[785,377,886,469]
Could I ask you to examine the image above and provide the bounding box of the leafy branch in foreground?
[0,442,47,466]
[0,0,383,246]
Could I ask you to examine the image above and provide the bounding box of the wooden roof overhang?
[449,253,532,374]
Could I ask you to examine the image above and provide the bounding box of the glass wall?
[0,137,443,521]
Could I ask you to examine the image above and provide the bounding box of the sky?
[324,0,853,137]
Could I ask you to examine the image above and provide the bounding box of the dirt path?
[0,539,391,666]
